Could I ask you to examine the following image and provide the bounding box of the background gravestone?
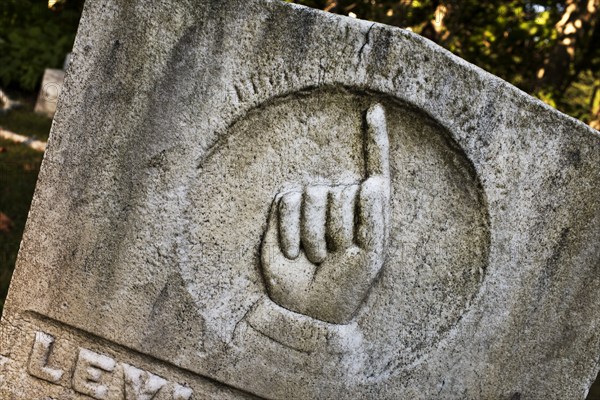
[33,68,66,119]
[1,0,600,398]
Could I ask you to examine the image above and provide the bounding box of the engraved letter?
[173,384,194,400]
[123,363,167,399]
[72,348,116,400]
[27,331,64,383]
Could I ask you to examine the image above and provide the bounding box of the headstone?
[2,0,600,398]
[33,68,65,119]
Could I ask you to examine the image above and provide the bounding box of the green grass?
[0,136,44,313]
[0,105,49,314]
[0,107,53,140]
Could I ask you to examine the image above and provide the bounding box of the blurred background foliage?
[0,0,597,127]
[287,0,600,128]
[0,0,84,91]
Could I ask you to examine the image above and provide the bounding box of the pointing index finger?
[364,103,390,180]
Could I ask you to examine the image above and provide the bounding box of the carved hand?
[261,103,391,324]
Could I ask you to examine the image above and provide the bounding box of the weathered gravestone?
[2,0,600,398]
[34,68,66,119]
